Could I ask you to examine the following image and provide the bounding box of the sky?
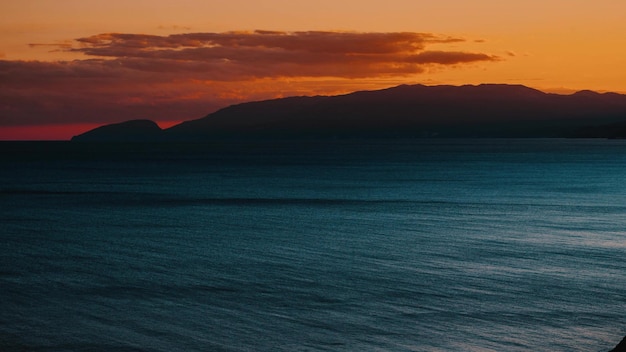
[1,0,625,140]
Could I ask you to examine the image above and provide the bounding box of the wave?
[5,187,626,214]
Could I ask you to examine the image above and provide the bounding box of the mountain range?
[71,84,626,141]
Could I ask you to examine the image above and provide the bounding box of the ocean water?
[1,139,625,351]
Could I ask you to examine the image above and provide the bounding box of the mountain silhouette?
[72,119,163,142]
[71,84,626,141]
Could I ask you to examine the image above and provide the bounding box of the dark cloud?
[64,30,496,80]
[73,31,462,56]
[2,30,500,130]
[406,51,499,65]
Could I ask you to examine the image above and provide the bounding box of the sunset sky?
[2,0,626,140]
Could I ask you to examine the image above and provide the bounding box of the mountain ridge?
[71,84,626,141]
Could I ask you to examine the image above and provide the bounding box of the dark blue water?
[1,139,625,351]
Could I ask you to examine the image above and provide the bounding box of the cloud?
[65,31,493,80]
[28,42,73,49]
[406,51,499,65]
[2,30,500,131]
[74,31,461,55]
[157,25,193,31]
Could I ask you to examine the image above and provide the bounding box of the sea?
[1,139,625,351]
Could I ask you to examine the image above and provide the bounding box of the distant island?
[72,84,626,141]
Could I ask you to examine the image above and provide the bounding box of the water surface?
[1,139,625,351]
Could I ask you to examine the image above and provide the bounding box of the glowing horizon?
[2,0,626,140]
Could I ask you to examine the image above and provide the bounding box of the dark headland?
[72,84,626,142]
[611,336,626,352]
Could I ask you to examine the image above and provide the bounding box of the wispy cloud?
[157,25,193,31]
[1,30,500,129]
[28,41,73,49]
[406,51,499,65]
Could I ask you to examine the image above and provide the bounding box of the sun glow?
[1,0,625,139]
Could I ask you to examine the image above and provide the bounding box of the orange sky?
[1,0,626,140]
